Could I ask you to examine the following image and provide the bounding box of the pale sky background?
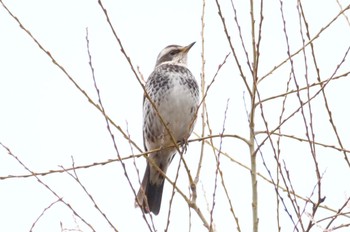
[1,0,350,231]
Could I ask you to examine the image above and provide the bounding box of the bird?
[135,42,199,215]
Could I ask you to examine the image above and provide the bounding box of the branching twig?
[60,157,118,231]
[0,142,96,231]
[259,3,350,83]
[215,0,252,97]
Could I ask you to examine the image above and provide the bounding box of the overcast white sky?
[1,0,350,231]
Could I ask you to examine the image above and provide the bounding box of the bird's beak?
[181,42,196,54]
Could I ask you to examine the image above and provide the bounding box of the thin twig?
[257,71,350,104]
[85,26,154,231]
[30,199,61,232]
[215,0,252,97]
[0,142,96,231]
[194,134,350,220]
[60,157,118,231]
[1,1,143,154]
[259,4,350,83]
[209,99,230,232]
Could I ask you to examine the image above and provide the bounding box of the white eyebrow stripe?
[156,45,182,61]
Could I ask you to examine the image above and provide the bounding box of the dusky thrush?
[135,42,199,215]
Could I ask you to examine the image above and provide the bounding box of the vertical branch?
[249,0,259,231]
[193,0,207,202]
[249,105,258,232]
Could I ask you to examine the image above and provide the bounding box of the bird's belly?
[157,86,196,143]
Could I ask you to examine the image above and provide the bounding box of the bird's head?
[155,42,195,67]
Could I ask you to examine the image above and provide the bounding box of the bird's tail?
[135,163,165,215]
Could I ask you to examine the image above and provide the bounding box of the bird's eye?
[169,50,178,56]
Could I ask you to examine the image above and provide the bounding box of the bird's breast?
[144,65,199,149]
[157,75,198,140]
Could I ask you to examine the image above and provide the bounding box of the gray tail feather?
[136,163,165,215]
